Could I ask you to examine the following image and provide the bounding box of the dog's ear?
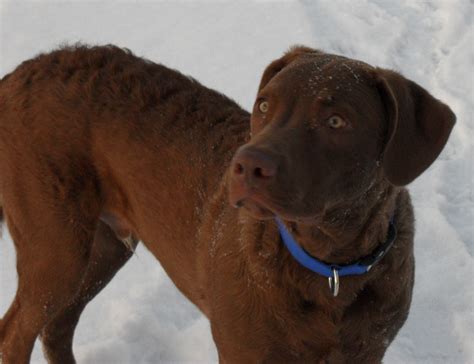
[376,69,456,186]
[258,46,320,91]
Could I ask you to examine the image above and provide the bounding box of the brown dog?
[0,45,455,363]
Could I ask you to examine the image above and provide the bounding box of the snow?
[0,0,472,363]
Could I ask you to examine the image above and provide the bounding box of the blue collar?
[275,217,397,296]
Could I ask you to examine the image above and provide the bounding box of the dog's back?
[0,45,249,254]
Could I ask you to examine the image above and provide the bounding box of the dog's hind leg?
[0,182,100,364]
[40,221,137,364]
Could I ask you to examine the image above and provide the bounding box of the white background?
[0,1,472,363]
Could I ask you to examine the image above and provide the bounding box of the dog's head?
[229,46,455,221]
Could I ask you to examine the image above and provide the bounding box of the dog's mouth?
[235,196,276,220]
[228,176,317,222]
[232,192,326,224]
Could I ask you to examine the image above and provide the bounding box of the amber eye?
[258,101,269,113]
[327,115,347,129]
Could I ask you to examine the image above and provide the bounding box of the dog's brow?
[316,92,334,104]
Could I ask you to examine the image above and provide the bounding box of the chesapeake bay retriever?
[0,45,455,363]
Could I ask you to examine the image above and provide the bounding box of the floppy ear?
[258,46,320,91]
[376,69,456,186]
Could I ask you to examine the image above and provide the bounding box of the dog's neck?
[287,180,399,265]
[236,178,400,290]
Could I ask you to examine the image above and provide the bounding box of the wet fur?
[0,45,454,363]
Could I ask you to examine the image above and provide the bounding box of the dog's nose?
[231,147,277,182]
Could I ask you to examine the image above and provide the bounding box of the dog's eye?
[327,115,347,129]
[258,101,269,113]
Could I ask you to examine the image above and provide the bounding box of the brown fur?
[0,45,455,363]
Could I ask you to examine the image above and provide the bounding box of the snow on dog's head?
[229,46,455,221]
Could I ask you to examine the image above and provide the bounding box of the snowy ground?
[0,1,472,363]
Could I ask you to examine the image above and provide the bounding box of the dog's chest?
[210,244,345,356]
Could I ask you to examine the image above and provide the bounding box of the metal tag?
[328,268,340,297]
